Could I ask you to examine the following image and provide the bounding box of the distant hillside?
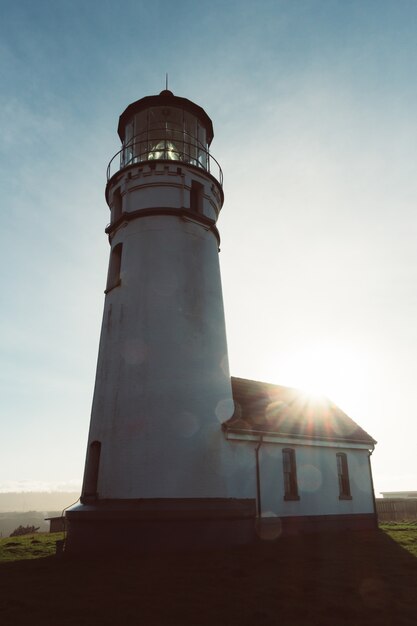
[0,492,80,513]
[0,511,62,538]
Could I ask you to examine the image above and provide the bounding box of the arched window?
[106,243,123,293]
[336,453,352,499]
[282,448,299,500]
[83,440,101,498]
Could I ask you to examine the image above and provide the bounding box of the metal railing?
[106,129,223,185]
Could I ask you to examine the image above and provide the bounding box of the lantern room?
[107,90,222,183]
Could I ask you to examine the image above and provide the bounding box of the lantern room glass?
[121,106,208,170]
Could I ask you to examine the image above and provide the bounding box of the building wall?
[258,442,374,517]
[48,517,66,533]
[380,491,417,499]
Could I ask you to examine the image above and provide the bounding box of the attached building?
[224,377,377,533]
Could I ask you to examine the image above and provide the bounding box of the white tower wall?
[86,171,243,498]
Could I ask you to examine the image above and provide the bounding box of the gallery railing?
[107,129,223,186]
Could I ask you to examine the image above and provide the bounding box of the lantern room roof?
[117,90,214,144]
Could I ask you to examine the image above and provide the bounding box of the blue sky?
[1,0,416,495]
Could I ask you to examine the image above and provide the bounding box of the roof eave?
[223,423,377,447]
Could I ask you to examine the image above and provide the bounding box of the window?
[106,243,123,292]
[83,441,101,498]
[190,180,204,213]
[336,453,352,499]
[111,187,123,223]
[282,448,299,500]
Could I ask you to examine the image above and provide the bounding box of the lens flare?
[255,514,282,541]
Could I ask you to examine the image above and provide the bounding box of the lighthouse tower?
[65,90,256,553]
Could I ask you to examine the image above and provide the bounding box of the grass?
[379,522,417,557]
[0,526,416,625]
[0,533,64,562]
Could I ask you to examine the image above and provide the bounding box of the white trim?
[225,431,374,451]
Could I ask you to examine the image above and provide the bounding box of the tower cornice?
[105,160,224,206]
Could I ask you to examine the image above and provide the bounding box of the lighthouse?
[65,90,256,553]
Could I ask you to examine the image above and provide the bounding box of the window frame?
[336,452,352,500]
[190,179,204,213]
[111,186,123,224]
[282,447,300,501]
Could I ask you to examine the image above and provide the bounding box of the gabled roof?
[224,377,376,446]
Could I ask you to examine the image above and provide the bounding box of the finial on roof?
[159,73,174,97]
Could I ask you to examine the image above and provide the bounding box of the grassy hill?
[0,524,416,625]
[0,532,64,562]
[0,511,62,538]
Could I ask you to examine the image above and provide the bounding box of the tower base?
[65,498,256,555]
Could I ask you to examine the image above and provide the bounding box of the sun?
[275,340,370,413]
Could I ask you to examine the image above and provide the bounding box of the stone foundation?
[65,498,257,554]
[255,513,378,540]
